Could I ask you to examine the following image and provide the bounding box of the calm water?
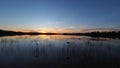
[0,35,120,68]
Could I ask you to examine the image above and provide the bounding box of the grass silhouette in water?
[0,36,120,68]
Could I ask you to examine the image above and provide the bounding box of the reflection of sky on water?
[0,35,120,68]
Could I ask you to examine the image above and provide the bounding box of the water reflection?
[0,35,120,68]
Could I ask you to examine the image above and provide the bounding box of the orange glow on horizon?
[0,27,93,33]
[37,28,84,33]
[0,27,118,33]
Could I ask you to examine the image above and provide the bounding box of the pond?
[0,35,120,68]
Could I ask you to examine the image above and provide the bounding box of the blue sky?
[0,0,120,32]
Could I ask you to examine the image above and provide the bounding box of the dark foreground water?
[0,35,120,68]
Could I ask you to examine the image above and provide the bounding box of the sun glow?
[37,28,50,33]
[37,28,84,33]
[37,28,55,33]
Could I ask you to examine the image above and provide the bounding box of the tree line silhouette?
[0,29,120,39]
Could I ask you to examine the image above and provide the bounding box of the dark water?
[0,35,120,68]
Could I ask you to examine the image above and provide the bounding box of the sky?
[0,0,120,33]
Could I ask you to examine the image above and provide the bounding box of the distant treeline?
[0,30,120,39]
[0,30,40,36]
[82,31,120,38]
[0,30,62,36]
[63,31,120,39]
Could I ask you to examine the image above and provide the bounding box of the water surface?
[0,35,120,68]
